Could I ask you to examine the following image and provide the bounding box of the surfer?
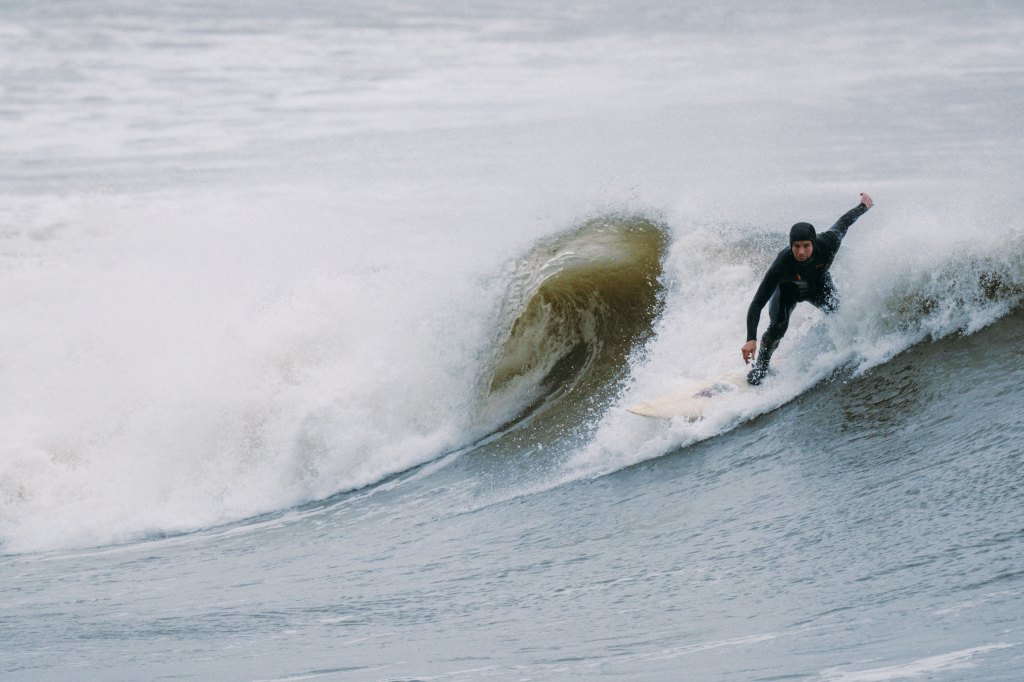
[741,192,874,385]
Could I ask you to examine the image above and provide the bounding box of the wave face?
[479,216,668,437]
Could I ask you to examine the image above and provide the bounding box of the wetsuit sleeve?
[745,253,785,341]
[826,203,869,239]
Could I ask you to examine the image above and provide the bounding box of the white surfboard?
[626,369,752,420]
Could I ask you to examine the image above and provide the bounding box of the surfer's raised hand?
[741,340,756,365]
[860,192,873,209]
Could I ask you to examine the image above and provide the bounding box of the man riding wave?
[742,192,874,385]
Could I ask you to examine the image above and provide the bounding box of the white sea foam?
[0,188,511,552]
[818,643,1014,681]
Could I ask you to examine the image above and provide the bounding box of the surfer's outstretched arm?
[827,192,873,240]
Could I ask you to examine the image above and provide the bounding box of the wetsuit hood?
[789,222,816,244]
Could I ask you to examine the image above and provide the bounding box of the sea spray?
[570,205,1024,477]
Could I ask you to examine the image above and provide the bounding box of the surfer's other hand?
[860,192,873,209]
[741,340,756,365]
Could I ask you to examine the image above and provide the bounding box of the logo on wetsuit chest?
[795,267,823,281]
[795,262,827,281]
[794,262,825,283]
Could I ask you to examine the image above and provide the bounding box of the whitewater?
[2,1,1023,679]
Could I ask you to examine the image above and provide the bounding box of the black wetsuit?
[745,202,870,382]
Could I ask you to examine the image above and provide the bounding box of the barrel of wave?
[477,214,669,439]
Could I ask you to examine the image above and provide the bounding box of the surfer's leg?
[748,286,796,385]
[811,273,840,314]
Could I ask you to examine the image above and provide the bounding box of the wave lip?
[478,214,669,437]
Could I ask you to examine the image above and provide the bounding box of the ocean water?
[2,1,1023,679]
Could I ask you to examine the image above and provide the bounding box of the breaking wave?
[478,214,669,436]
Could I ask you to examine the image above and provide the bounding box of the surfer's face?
[791,240,813,262]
